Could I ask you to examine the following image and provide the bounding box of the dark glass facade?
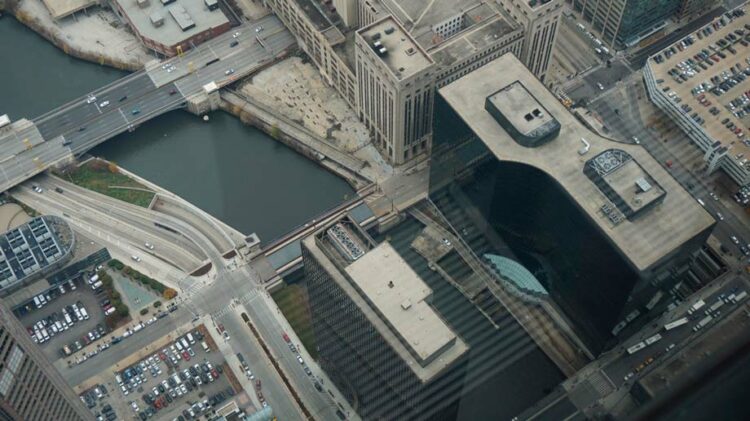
[301,216,565,420]
[430,95,641,352]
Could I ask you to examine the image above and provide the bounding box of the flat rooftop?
[41,0,96,19]
[345,242,457,365]
[648,8,750,162]
[439,54,715,271]
[357,16,433,80]
[114,0,229,48]
[427,15,520,68]
[305,227,468,382]
[488,82,556,138]
[600,155,665,214]
[378,0,486,34]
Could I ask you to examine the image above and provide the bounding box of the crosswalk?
[211,290,260,320]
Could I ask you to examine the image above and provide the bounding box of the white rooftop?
[439,54,715,271]
[345,242,456,365]
[357,16,433,80]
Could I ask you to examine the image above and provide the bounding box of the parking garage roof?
[648,8,750,163]
[440,54,715,271]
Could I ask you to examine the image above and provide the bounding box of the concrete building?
[355,16,436,164]
[432,52,714,348]
[108,0,231,56]
[302,217,469,420]
[644,7,750,187]
[495,0,564,82]
[567,0,681,48]
[0,299,92,420]
[264,0,544,165]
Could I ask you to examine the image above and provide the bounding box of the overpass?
[0,15,296,193]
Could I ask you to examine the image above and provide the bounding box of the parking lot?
[80,383,121,421]
[15,273,110,363]
[112,328,236,420]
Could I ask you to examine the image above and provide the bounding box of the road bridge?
[0,15,296,193]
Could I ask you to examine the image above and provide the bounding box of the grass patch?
[272,283,318,360]
[57,159,155,207]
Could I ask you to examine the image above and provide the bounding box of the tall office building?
[264,0,529,165]
[568,0,681,48]
[496,0,564,82]
[302,218,469,420]
[676,0,721,21]
[0,299,92,420]
[334,0,359,27]
[355,16,437,164]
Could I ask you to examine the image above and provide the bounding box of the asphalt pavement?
[0,16,296,195]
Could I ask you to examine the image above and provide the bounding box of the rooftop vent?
[384,27,395,35]
[405,47,416,56]
[371,32,381,41]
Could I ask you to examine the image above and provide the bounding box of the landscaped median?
[107,259,178,299]
[55,158,155,207]
[96,269,131,329]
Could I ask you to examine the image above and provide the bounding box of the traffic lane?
[604,277,746,382]
[27,181,204,271]
[33,71,152,125]
[222,310,303,421]
[62,307,188,386]
[36,73,156,139]
[53,80,178,143]
[583,60,632,89]
[148,17,285,86]
[242,290,342,420]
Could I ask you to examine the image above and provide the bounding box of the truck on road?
[664,317,689,331]
[645,333,662,345]
[693,315,713,332]
[688,299,706,315]
[705,299,724,315]
[627,342,647,354]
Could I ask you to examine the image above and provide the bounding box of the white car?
[255,26,263,33]
[597,82,604,91]
[296,355,304,364]
[99,100,110,108]
[233,31,241,38]
[225,68,235,75]
[131,255,142,262]
[716,212,725,221]
[731,235,740,245]
[145,242,154,250]
[86,96,97,104]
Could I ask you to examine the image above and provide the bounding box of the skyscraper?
[569,0,681,48]
[355,16,437,164]
[496,0,564,82]
[0,299,92,420]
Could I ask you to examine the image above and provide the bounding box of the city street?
[0,15,297,194]
[13,173,357,420]
[589,74,750,257]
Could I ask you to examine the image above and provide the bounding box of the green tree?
[153,301,162,308]
[139,308,149,316]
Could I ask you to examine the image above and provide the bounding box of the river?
[0,16,353,243]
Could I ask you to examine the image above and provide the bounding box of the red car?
[182,351,191,361]
[211,368,219,379]
[282,332,290,343]
[158,352,167,361]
